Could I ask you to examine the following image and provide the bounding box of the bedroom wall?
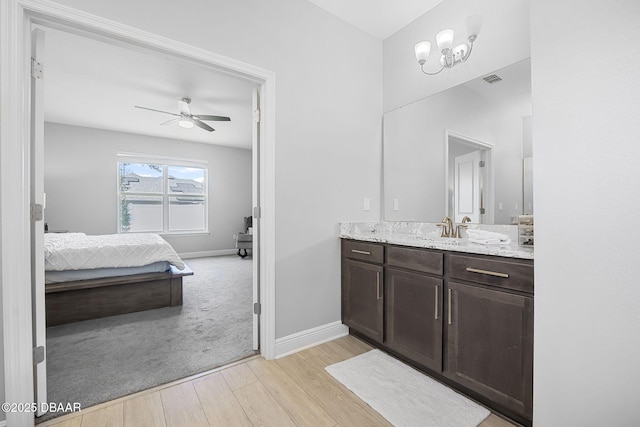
[46,0,383,339]
[44,122,252,256]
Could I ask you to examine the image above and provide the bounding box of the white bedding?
[44,233,185,271]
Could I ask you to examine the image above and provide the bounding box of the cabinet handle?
[434,286,439,320]
[376,272,381,300]
[448,288,452,325]
[351,249,371,255]
[465,267,509,278]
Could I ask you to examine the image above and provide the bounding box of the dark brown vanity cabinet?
[385,246,443,372]
[341,240,384,343]
[341,239,534,425]
[445,254,534,419]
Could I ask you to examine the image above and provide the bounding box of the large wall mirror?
[383,58,532,224]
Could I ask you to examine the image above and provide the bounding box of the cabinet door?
[342,259,384,342]
[446,281,533,418]
[386,267,443,372]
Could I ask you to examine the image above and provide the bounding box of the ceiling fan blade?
[193,119,215,132]
[194,115,231,122]
[160,118,179,126]
[135,106,180,116]
[178,98,192,116]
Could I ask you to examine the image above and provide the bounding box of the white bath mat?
[325,349,490,427]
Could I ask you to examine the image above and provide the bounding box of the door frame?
[444,130,494,224]
[30,27,47,417]
[1,1,277,424]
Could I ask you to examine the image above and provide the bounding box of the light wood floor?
[40,335,518,427]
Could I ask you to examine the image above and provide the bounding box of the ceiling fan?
[134,97,230,132]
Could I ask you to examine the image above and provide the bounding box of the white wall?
[531,1,640,425]
[44,123,252,256]
[48,0,383,338]
[383,0,530,112]
[0,296,3,424]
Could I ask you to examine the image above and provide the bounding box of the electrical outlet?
[393,199,400,211]
[233,234,237,240]
[363,197,370,211]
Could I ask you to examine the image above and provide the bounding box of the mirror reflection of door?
[447,133,493,224]
[454,150,482,223]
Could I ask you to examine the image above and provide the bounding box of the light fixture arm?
[461,36,475,62]
[419,62,445,76]
[417,40,473,74]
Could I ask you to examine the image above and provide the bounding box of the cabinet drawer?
[448,254,533,294]
[342,240,384,264]
[387,245,443,276]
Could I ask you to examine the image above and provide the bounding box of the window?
[118,157,208,234]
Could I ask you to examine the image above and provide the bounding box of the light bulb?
[436,29,454,53]
[178,118,194,129]
[466,15,483,41]
[414,41,431,65]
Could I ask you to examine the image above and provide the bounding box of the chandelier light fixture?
[414,15,483,75]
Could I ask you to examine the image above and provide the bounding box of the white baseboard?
[275,320,348,359]
[179,249,237,259]
[0,419,6,427]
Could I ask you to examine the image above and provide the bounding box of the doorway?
[35,23,260,418]
[3,3,276,422]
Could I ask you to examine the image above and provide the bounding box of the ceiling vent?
[482,74,502,84]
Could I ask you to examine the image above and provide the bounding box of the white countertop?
[339,222,534,260]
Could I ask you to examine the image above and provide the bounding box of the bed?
[44,233,193,326]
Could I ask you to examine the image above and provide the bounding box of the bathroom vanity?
[340,222,534,426]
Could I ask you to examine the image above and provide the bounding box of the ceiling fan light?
[178,118,194,129]
[436,29,454,53]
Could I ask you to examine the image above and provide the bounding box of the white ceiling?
[42,27,256,149]
[307,0,446,39]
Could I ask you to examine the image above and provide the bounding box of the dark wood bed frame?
[45,265,194,326]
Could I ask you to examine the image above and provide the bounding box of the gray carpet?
[43,255,255,419]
